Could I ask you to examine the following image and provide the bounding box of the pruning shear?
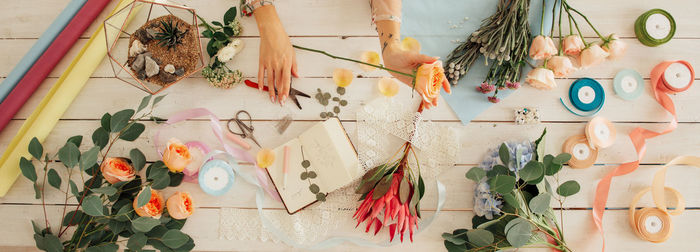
[227,110,261,148]
[244,79,310,110]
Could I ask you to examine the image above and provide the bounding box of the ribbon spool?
[629,187,683,243]
[585,117,616,149]
[198,158,236,196]
[635,9,676,47]
[659,61,694,93]
[613,69,645,100]
[560,78,605,117]
[562,134,598,169]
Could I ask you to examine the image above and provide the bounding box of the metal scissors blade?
[227,110,262,148]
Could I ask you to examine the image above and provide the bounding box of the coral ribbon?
[153,108,280,201]
[591,61,694,250]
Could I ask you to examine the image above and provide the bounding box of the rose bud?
[529,35,557,60]
[162,138,192,173]
[100,157,135,184]
[601,34,626,60]
[562,35,585,56]
[133,189,165,218]
[580,44,609,68]
[546,56,577,78]
[526,67,557,90]
[415,60,450,107]
[166,191,195,220]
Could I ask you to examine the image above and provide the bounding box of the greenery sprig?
[19,95,195,252]
[197,7,244,88]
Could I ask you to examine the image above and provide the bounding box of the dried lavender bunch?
[445,0,531,101]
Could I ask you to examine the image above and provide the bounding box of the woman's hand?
[254,5,298,104]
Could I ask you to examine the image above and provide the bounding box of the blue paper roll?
[0,0,87,102]
[560,78,605,117]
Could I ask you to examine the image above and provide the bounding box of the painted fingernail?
[270,96,275,103]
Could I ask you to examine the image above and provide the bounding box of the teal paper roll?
[0,0,87,102]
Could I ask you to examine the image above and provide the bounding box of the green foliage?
[29,137,43,160]
[557,180,581,197]
[20,157,37,182]
[155,20,188,50]
[467,229,494,247]
[137,186,152,208]
[47,169,61,189]
[465,167,486,182]
[132,217,161,233]
[488,175,516,194]
[58,142,80,168]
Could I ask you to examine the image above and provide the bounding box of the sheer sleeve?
[240,0,275,16]
[370,0,402,24]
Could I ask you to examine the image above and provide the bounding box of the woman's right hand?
[254,5,298,105]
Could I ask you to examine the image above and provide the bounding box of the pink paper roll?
[0,0,111,133]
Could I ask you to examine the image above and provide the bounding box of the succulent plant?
[155,20,188,50]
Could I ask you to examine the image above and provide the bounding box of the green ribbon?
[635,9,676,47]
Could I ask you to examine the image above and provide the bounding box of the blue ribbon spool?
[613,69,644,100]
[198,159,236,196]
[560,78,605,117]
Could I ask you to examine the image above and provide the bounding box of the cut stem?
[292,45,415,78]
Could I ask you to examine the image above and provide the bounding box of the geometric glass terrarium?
[104,0,204,95]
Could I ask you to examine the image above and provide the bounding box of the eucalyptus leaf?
[309,184,320,194]
[499,143,509,165]
[552,153,572,165]
[91,186,117,196]
[467,229,494,247]
[19,157,37,182]
[475,218,501,229]
[441,232,467,245]
[534,128,547,161]
[501,192,519,210]
[67,135,83,147]
[488,175,516,194]
[47,169,61,189]
[58,142,80,168]
[137,186,152,208]
[28,137,43,160]
[557,180,580,197]
[151,174,171,190]
[518,161,543,183]
[161,229,189,248]
[42,234,62,252]
[528,193,551,215]
[33,183,41,199]
[62,210,86,226]
[85,243,118,252]
[120,123,145,141]
[79,146,100,171]
[108,219,128,235]
[92,127,109,150]
[31,220,42,235]
[101,113,112,131]
[131,217,161,233]
[130,149,146,171]
[128,232,148,250]
[465,167,486,182]
[487,164,510,177]
[137,95,152,112]
[82,195,104,216]
[110,109,135,133]
[505,218,531,248]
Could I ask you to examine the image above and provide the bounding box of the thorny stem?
[292,45,415,78]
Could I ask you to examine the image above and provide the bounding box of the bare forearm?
[376,20,401,53]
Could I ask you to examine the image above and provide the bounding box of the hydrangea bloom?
[473,181,502,220]
[504,140,535,172]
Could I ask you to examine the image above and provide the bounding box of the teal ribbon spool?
[635,9,675,47]
[614,69,645,100]
[560,78,605,117]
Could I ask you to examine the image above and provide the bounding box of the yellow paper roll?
[0,0,137,197]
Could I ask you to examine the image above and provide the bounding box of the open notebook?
[266,118,360,214]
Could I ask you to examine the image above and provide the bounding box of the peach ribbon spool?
[585,117,616,149]
[562,134,598,169]
[628,187,678,243]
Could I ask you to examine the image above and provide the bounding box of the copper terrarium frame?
[104,0,205,95]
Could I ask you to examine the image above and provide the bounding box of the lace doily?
[219,98,459,245]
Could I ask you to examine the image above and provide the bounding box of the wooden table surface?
[1,0,699,251]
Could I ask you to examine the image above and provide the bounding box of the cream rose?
[546,56,576,78]
[216,39,245,63]
[526,67,557,90]
[580,44,609,68]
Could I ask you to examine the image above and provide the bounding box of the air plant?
[155,20,188,50]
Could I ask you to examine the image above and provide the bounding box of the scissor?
[227,110,261,148]
[244,79,311,110]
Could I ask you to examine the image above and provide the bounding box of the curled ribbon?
[592,61,694,250]
[153,108,280,201]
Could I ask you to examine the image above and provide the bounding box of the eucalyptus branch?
[41,160,50,231]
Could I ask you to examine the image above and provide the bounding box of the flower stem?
[564,2,605,41]
[566,6,587,45]
[557,0,564,55]
[540,0,546,35]
[292,45,415,78]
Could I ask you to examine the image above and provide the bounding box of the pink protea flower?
[488,96,501,103]
[476,83,495,94]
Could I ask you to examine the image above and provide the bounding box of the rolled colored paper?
[0,0,111,133]
[0,0,87,102]
[0,0,137,197]
[592,61,694,250]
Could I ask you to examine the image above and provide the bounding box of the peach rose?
[100,157,135,184]
[546,56,576,78]
[601,34,626,60]
[529,35,557,60]
[415,60,448,104]
[162,138,192,173]
[133,189,164,218]
[526,67,557,90]
[580,44,609,68]
[166,191,194,220]
[562,35,585,56]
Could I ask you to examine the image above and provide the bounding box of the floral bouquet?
[443,129,580,251]
[197,7,245,88]
[19,96,197,251]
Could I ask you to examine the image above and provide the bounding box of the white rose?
[216,39,245,63]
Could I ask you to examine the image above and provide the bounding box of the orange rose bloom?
[100,157,135,184]
[166,191,195,220]
[133,189,165,218]
[162,138,192,173]
[415,60,446,103]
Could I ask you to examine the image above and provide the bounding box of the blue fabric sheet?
[402,0,557,125]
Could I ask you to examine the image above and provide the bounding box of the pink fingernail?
[270,96,275,103]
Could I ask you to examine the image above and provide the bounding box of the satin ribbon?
[153,108,280,201]
[0,0,111,133]
[198,156,237,196]
[562,134,597,169]
[560,78,605,117]
[585,117,616,149]
[628,155,700,243]
[635,9,675,47]
[592,61,694,250]
[0,0,136,197]
[0,0,87,103]
[183,141,211,182]
[613,69,645,101]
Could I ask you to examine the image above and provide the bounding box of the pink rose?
[601,34,626,60]
[546,56,576,78]
[526,67,557,90]
[580,44,609,68]
[562,35,585,56]
[529,35,558,60]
